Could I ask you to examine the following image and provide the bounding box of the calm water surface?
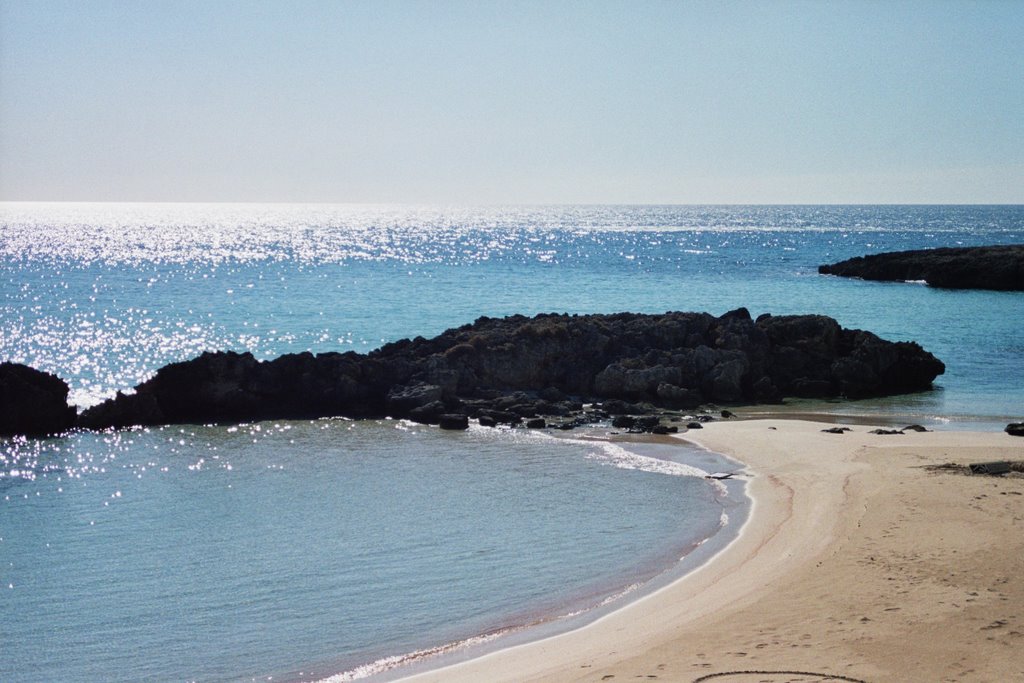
[2,204,1022,680]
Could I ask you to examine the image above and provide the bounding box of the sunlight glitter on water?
[2,203,1023,681]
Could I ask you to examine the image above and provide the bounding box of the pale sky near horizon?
[1,0,1022,204]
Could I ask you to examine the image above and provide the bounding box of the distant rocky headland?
[819,244,1024,291]
[0,309,947,438]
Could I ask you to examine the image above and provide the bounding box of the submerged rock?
[819,245,1024,291]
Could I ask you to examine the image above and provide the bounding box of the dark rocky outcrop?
[76,350,392,430]
[1007,423,1024,437]
[819,245,1024,291]
[2,310,945,435]
[0,363,77,436]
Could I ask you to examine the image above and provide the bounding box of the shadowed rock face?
[0,363,77,436]
[60,309,945,432]
[819,245,1024,291]
[77,350,392,429]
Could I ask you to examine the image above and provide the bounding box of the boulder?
[1006,423,1024,437]
[611,415,636,429]
[0,363,76,436]
[438,414,469,430]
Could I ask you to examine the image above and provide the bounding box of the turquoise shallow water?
[0,420,738,682]
[1,203,1022,680]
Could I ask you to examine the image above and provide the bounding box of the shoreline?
[393,418,1024,683]
[318,431,750,683]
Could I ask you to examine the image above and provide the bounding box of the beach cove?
[399,419,1024,683]
[3,203,1024,681]
[4,0,1024,678]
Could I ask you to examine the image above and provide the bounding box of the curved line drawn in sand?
[692,670,869,682]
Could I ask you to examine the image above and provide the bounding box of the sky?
[1,0,1022,204]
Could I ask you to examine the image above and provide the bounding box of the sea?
[1,203,1022,682]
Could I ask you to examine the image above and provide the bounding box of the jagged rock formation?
[0,363,77,436]
[819,245,1024,291]
[60,309,945,432]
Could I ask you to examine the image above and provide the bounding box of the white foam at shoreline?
[567,437,731,496]
[579,439,710,477]
[318,631,506,682]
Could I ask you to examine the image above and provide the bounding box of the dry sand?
[397,419,1024,683]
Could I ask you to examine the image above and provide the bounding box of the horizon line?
[2,200,1023,208]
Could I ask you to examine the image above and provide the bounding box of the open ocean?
[2,203,1023,681]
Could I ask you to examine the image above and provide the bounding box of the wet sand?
[397,419,1024,683]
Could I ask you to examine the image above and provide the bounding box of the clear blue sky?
[1,0,1022,203]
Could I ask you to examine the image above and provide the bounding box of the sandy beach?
[398,419,1024,683]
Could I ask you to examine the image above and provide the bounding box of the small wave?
[533,435,733,495]
[318,631,506,682]
[570,439,712,478]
